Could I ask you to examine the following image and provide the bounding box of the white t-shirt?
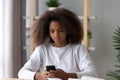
[18,43,97,80]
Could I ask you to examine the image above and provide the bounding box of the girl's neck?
[53,42,67,47]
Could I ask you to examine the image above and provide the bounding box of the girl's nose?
[54,31,58,37]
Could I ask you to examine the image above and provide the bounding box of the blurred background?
[0,0,120,79]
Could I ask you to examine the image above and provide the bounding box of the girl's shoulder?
[71,43,85,49]
[32,44,51,55]
[71,43,88,53]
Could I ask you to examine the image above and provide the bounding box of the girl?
[18,8,97,80]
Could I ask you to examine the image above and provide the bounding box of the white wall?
[90,0,120,79]
[59,0,120,79]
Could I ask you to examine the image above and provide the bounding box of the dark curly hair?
[32,8,83,47]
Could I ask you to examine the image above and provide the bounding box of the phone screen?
[46,65,56,71]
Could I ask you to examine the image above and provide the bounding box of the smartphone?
[46,65,56,71]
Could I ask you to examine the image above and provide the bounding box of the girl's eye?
[58,29,64,32]
[50,30,54,33]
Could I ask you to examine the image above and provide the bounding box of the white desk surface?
[0,78,19,80]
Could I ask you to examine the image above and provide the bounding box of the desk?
[0,78,19,80]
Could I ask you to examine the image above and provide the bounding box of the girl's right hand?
[34,71,52,80]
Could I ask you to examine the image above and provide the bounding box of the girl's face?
[49,21,67,47]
